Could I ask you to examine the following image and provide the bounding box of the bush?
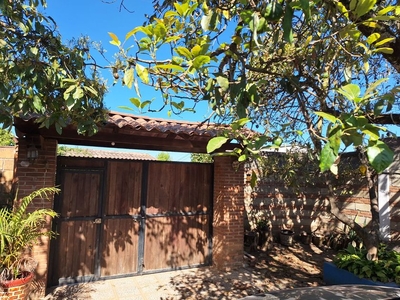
[334,243,400,284]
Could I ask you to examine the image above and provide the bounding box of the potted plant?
[0,187,59,298]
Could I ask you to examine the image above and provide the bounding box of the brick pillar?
[15,137,58,299]
[213,155,245,270]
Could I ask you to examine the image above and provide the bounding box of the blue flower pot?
[323,262,400,288]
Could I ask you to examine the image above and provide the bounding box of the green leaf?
[135,64,149,84]
[171,101,184,110]
[155,64,185,72]
[314,111,338,124]
[140,100,151,109]
[366,33,380,45]
[365,78,388,98]
[30,47,38,55]
[299,0,311,22]
[320,142,337,172]
[374,99,385,116]
[375,37,395,47]
[108,32,121,47]
[175,46,192,59]
[355,116,368,127]
[165,36,181,43]
[216,76,229,91]
[124,68,134,88]
[207,136,229,153]
[129,97,141,108]
[32,95,42,111]
[367,141,394,173]
[64,95,74,110]
[240,10,253,24]
[238,154,247,162]
[201,11,218,31]
[377,5,396,15]
[63,85,75,100]
[351,0,377,18]
[337,84,360,101]
[154,23,167,40]
[73,87,84,99]
[174,2,187,16]
[373,47,394,54]
[192,55,211,69]
[273,137,283,147]
[231,118,250,130]
[191,45,202,57]
[283,5,293,43]
[362,124,380,141]
[328,125,342,155]
[335,1,349,18]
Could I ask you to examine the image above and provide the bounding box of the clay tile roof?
[59,148,155,161]
[107,111,220,137]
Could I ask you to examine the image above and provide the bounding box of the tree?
[0,129,15,146]
[108,0,400,260]
[157,152,171,161]
[0,0,108,135]
[191,153,213,163]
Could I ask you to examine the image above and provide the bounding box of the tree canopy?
[0,0,108,135]
[157,152,172,161]
[0,129,15,146]
[107,0,400,175]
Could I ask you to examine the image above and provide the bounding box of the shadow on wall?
[244,179,372,247]
[0,171,17,210]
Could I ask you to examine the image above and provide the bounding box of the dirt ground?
[44,240,337,300]
[164,241,337,300]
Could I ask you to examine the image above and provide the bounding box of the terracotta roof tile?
[59,148,155,161]
[107,111,221,136]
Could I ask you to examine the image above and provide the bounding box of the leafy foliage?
[0,129,15,146]
[0,0,108,135]
[57,145,91,156]
[335,243,400,284]
[190,153,213,163]
[157,152,172,161]
[0,187,59,280]
[109,0,400,175]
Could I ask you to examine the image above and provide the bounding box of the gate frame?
[14,112,246,298]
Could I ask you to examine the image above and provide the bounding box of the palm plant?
[0,187,59,281]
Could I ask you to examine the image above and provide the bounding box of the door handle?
[93,218,102,224]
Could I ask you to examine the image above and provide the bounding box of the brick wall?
[213,156,245,270]
[248,182,371,237]
[15,137,58,298]
[0,146,17,208]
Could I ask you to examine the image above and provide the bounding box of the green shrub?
[0,187,59,280]
[334,243,400,284]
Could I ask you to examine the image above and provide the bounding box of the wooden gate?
[49,157,213,286]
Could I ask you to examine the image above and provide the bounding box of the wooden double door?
[49,158,213,286]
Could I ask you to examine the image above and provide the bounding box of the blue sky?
[43,0,211,161]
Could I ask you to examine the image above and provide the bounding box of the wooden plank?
[60,172,100,218]
[58,157,105,168]
[100,219,139,276]
[53,221,97,281]
[106,161,142,215]
[147,162,212,214]
[143,215,210,271]
[143,162,212,271]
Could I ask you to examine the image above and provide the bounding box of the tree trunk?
[325,169,380,260]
